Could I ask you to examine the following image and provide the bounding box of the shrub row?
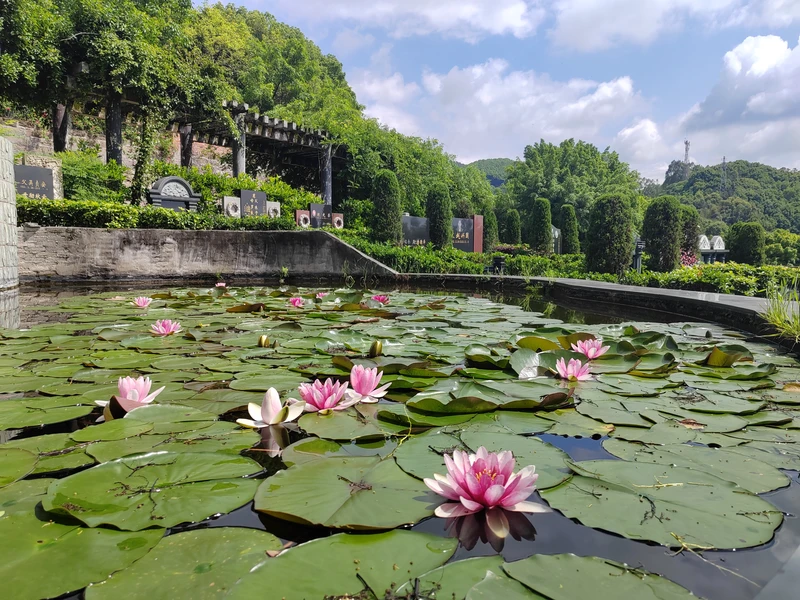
[17,197,297,231]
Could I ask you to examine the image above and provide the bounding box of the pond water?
[0,284,798,600]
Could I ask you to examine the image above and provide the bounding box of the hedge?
[17,197,297,231]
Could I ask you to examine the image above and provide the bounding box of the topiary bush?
[504,209,521,244]
[642,195,682,272]
[483,210,499,252]
[679,204,701,256]
[426,183,453,249]
[528,198,552,254]
[586,193,634,275]
[370,170,402,244]
[560,204,580,254]
[728,221,766,266]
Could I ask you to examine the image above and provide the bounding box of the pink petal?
[460,497,484,512]
[435,502,478,518]
[486,508,510,538]
[483,484,507,507]
[505,500,551,514]
[247,402,262,422]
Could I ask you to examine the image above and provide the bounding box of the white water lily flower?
[236,388,305,429]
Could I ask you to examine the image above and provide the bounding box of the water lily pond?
[1,285,799,600]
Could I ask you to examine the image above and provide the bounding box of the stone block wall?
[0,137,19,289]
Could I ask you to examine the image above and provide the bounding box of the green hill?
[467,158,515,187]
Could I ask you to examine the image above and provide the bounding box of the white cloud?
[549,0,800,51]
[331,29,375,56]
[268,0,546,42]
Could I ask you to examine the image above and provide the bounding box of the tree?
[528,198,552,254]
[560,204,580,254]
[427,183,453,249]
[728,221,766,266]
[370,169,402,244]
[679,204,700,256]
[483,210,499,252]
[642,196,682,272]
[664,159,691,186]
[586,193,635,275]
[504,209,521,244]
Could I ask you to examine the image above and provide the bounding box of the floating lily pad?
[225,531,457,600]
[85,528,282,600]
[43,451,262,530]
[395,556,506,597]
[4,433,94,474]
[542,459,783,549]
[0,448,37,487]
[70,418,154,442]
[298,407,408,441]
[467,571,543,599]
[254,455,435,529]
[0,397,94,430]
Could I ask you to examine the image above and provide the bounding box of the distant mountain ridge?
[466,158,515,187]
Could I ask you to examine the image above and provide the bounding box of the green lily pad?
[281,437,396,467]
[395,556,506,597]
[298,407,408,442]
[0,397,94,430]
[0,448,37,487]
[502,554,694,599]
[468,571,543,599]
[70,418,154,442]
[225,531,457,600]
[43,451,262,530]
[3,433,93,474]
[84,528,283,600]
[541,459,783,549]
[254,455,435,529]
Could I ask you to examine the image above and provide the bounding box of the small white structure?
[551,225,562,254]
[698,235,710,250]
[698,233,728,264]
[710,235,725,250]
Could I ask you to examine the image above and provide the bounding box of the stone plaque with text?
[15,165,54,200]
[452,217,474,252]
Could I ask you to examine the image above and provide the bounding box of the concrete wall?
[0,137,18,289]
[18,227,396,283]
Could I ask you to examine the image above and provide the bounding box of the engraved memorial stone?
[223,196,241,218]
[148,176,201,212]
[309,203,332,228]
[452,217,474,252]
[402,216,430,246]
[240,190,267,217]
[14,165,54,200]
[265,201,281,218]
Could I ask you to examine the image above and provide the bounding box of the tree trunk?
[105,92,123,165]
[179,123,193,168]
[320,144,333,205]
[232,112,246,177]
[52,100,73,153]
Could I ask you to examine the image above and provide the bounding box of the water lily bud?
[258,335,270,348]
[368,340,383,357]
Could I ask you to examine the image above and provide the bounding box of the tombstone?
[14,165,54,200]
[632,237,645,273]
[452,217,475,252]
[402,215,429,246]
[148,176,201,212]
[295,210,311,228]
[332,213,344,229]
[240,190,267,217]
[223,196,241,218]
[551,225,562,254]
[698,235,711,250]
[21,154,63,199]
[265,201,281,218]
[309,203,332,228]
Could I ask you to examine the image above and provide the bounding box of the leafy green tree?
[467,158,514,186]
[728,221,766,266]
[642,196,682,272]
[504,209,521,244]
[528,197,552,254]
[483,210,498,252]
[679,204,700,256]
[370,169,402,244]
[426,183,453,249]
[560,204,580,254]
[586,193,635,275]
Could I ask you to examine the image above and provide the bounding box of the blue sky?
[238,1,800,180]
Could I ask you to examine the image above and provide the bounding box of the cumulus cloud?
[331,29,376,56]
[549,0,800,51]
[268,0,546,41]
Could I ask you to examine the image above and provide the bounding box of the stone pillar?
[105,92,123,165]
[0,137,19,291]
[232,113,246,177]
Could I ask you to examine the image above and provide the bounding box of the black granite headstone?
[240,190,267,217]
[15,165,54,200]
[309,203,332,228]
[402,216,430,246]
[148,176,201,212]
[452,218,474,252]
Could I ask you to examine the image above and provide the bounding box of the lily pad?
[225,530,457,600]
[254,455,435,529]
[0,397,94,430]
[4,433,94,474]
[541,459,783,549]
[85,528,283,600]
[395,556,506,597]
[467,571,543,599]
[43,451,262,530]
[0,448,37,487]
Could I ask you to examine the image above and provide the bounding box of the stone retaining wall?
[18,227,396,283]
[0,137,18,289]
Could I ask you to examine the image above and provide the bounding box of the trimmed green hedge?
[17,197,297,231]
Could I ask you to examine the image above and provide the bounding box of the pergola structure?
[170,101,346,204]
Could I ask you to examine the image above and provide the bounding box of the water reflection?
[446,508,537,552]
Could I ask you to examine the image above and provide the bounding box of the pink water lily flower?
[347,364,391,404]
[424,447,548,523]
[296,378,355,414]
[289,297,305,308]
[371,295,390,305]
[555,357,592,381]
[316,292,329,299]
[571,338,610,360]
[151,319,182,336]
[237,387,305,429]
[95,376,165,414]
[131,297,153,308]
[216,282,226,287]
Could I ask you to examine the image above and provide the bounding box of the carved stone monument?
[148,176,201,212]
[223,196,241,218]
[21,154,63,199]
